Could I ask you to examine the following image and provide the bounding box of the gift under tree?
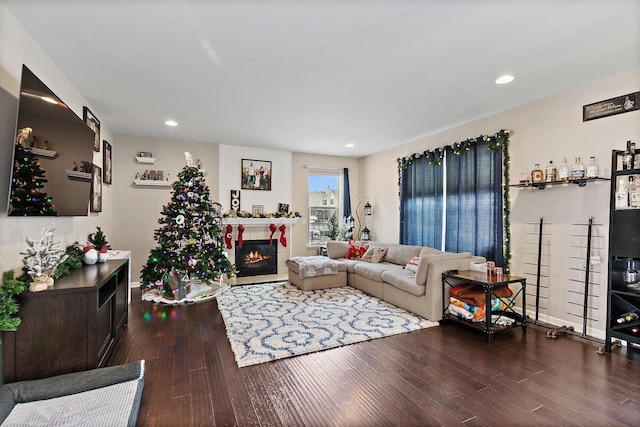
[140,153,235,295]
[9,131,56,216]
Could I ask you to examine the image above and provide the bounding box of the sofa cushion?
[345,240,369,260]
[419,246,445,257]
[416,252,472,285]
[353,262,402,282]
[381,269,426,297]
[286,257,346,275]
[384,244,423,266]
[326,240,348,259]
[361,246,388,263]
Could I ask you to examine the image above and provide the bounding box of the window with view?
[308,171,342,245]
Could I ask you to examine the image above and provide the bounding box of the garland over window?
[397,129,512,272]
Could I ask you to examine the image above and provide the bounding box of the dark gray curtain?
[343,168,351,217]
[444,140,503,264]
[399,153,444,248]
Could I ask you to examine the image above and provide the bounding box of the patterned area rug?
[216,281,438,367]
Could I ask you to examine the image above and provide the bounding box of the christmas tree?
[9,142,56,216]
[140,154,235,293]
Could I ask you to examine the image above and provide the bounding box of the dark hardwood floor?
[110,288,640,426]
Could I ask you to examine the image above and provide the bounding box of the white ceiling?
[5,0,640,157]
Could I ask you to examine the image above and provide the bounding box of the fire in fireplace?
[235,239,278,277]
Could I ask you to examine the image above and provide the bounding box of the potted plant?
[86,227,110,263]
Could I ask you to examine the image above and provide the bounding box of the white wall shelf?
[133,179,171,187]
[31,147,58,158]
[136,156,156,164]
[66,170,91,180]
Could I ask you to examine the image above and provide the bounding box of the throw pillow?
[404,256,420,272]
[361,246,389,263]
[345,240,369,260]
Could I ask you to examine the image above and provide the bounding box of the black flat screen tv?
[8,65,95,216]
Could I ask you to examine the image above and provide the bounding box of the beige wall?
[110,135,220,283]
[362,67,640,337]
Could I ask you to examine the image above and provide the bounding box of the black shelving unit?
[604,149,640,352]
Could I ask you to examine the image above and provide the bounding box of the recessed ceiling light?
[165,120,178,127]
[345,143,355,148]
[495,75,514,85]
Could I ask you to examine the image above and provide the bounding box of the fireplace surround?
[223,217,299,284]
[235,239,278,277]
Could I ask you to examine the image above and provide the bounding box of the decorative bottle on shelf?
[558,157,570,181]
[531,163,544,183]
[628,176,640,209]
[622,140,636,170]
[545,160,556,182]
[615,311,639,324]
[586,156,599,179]
[570,157,585,180]
[615,178,629,209]
[519,168,530,185]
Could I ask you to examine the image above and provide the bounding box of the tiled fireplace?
[224,218,298,285]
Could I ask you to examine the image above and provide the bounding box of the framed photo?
[138,151,153,158]
[241,159,272,191]
[102,140,112,185]
[83,106,100,152]
[90,164,102,212]
[278,203,289,214]
[252,205,264,217]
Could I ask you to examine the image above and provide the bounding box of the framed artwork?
[83,106,100,152]
[278,203,289,214]
[102,140,112,185]
[91,164,102,212]
[252,205,264,216]
[241,159,272,191]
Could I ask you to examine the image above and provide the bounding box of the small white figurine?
[185,151,195,167]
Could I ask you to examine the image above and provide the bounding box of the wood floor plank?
[109,288,640,426]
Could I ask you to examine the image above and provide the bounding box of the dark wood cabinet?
[605,149,640,352]
[2,259,129,383]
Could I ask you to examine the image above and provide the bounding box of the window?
[309,171,342,245]
[399,138,505,265]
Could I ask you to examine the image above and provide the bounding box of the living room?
[0,1,640,424]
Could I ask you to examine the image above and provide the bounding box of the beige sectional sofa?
[326,241,486,321]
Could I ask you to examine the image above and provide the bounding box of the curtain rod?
[303,165,347,172]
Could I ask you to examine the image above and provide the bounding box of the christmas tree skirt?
[142,281,229,305]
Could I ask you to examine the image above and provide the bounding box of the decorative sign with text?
[230,190,241,212]
[583,91,639,121]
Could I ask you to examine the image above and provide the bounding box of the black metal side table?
[442,270,526,343]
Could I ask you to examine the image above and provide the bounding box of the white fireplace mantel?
[223,217,300,226]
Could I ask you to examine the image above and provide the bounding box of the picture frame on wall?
[83,106,100,152]
[252,205,264,217]
[241,159,272,191]
[91,164,102,212]
[102,140,112,185]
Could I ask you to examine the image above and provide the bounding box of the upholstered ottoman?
[286,256,347,291]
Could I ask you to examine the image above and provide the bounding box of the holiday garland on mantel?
[397,129,512,272]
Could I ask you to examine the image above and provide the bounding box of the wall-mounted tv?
[8,65,95,216]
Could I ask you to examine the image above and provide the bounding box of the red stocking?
[237,224,244,249]
[224,224,233,249]
[279,224,287,247]
[269,223,277,246]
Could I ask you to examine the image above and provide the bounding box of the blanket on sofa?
[288,256,339,279]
